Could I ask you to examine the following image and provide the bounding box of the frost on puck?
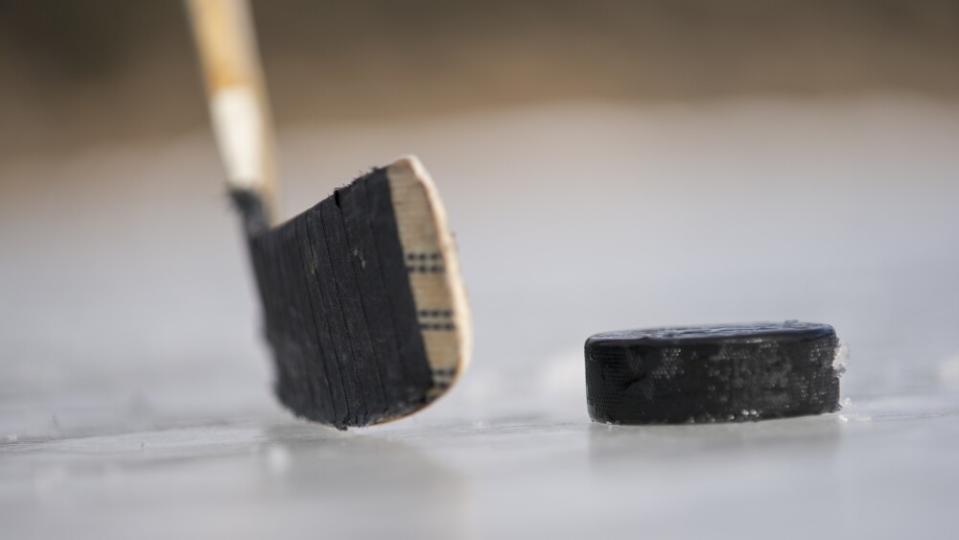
[584,321,842,424]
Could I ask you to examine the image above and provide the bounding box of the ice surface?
[2,99,959,539]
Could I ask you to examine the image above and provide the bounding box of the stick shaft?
[187,0,278,223]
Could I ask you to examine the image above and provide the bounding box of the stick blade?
[247,156,470,428]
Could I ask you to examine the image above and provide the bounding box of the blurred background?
[3,1,959,153]
[2,1,958,538]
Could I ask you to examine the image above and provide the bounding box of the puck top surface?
[588,321,835,346]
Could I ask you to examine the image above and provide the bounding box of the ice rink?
[2,99,958,538]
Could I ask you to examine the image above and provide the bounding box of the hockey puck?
[584,321,841,424]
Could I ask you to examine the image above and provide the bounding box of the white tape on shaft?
[211,86,263,190]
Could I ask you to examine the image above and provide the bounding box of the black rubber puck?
[584,321,841,424]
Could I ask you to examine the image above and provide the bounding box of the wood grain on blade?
[386,157,472,399]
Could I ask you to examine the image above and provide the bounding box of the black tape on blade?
[240,168,433,428]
